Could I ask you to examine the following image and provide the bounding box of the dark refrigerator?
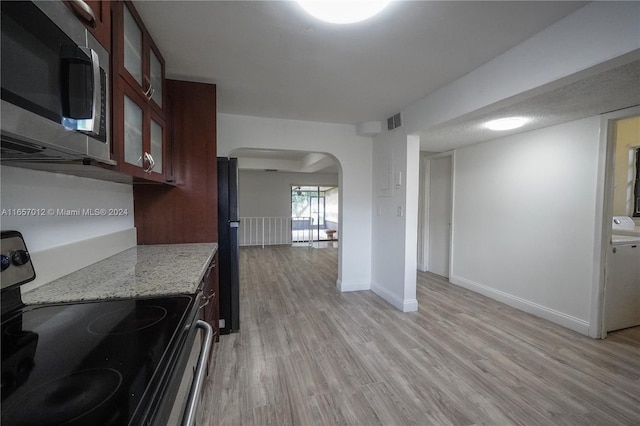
[217,157,240,334]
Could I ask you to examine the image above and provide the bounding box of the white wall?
[217,113,372,291]
[238,170,338,218]
[1,166,136,290]
[449,117,601,334]
[370,128,420,311]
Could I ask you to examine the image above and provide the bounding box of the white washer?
[605,220,640,332]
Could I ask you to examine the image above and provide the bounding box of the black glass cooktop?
[1,296,193,426]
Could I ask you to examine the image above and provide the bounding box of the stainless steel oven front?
[152,291,213,426]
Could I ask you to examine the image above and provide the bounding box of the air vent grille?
[387,113,402,131]
[1,135,78,162]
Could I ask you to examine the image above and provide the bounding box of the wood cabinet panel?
[202,253,220,342]
[133,80,217,244]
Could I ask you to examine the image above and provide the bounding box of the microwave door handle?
[87,48,101,135]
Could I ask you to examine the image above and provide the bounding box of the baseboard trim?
[21,228,137,294]
[371,282,419,312]
[336,279,370,292]
[449,274,590,335]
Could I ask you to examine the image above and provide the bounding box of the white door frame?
[590,105,640,339]
[418,150,454,276]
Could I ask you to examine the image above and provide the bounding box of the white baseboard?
[371,282,419,312]
[449,274,590,335]
[21,228,137,294]
[337,279,370,292]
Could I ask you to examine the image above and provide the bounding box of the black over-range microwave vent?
[387,112,402,131]
[0,135,76,162]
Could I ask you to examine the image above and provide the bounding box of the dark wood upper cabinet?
[111,1,169,183]
[113,1,165,113]
[133,80,217,245]
[65,0,111,51]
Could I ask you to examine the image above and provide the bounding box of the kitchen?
[2,1,640,424]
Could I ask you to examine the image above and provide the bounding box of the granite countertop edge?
[22,243,218,305]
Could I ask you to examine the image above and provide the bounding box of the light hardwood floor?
[199,245,640,425]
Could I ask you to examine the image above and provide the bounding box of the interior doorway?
[601,113,640,336]
[419,152,453,278]
[291,185,339,244]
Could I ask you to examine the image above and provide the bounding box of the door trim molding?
[591,105,640,339]
[418,151,454,277]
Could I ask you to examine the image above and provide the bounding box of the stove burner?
[5,308,84,336]
[1,368,122,425]
[87,305,167,335]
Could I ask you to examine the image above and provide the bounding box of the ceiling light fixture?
[297,1,391,24]
[484,117,529,131]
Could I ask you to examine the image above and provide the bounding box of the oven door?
[150,300,214,426]
[166,320,213,426]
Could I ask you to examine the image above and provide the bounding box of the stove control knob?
[11,250,30,266]
[1,255,9,271]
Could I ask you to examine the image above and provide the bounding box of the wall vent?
[387,112,402,131]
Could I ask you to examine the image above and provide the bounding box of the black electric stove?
[0,232,199,425]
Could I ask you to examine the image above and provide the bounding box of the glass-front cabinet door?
[123,95,143,168]
[122,4,142,86]
[113,1,168,183]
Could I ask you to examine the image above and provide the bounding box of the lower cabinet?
[202,252,220,342]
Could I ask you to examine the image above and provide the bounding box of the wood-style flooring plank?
[198,245,640,425]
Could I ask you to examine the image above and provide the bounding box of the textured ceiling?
[419,59,640,152]
[134,1,585,125]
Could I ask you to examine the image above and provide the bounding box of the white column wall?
[370,128,419,311]
[217,113,372,291]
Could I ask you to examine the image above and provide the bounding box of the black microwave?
[1,0,112,164]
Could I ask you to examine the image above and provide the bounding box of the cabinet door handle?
[68,0,96,25]
[143,152,155,173]
[144,77,155,100]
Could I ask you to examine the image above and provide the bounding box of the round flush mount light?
[484,117,530,131]
[297,1,392,24]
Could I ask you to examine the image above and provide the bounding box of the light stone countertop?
[22,243,218,305]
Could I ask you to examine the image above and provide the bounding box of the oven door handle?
[182,320,213,426]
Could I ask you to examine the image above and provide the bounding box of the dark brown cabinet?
[111,1,169,183]
[202,253,220,342]
[112,76,168,181]
[133,80,217,245]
